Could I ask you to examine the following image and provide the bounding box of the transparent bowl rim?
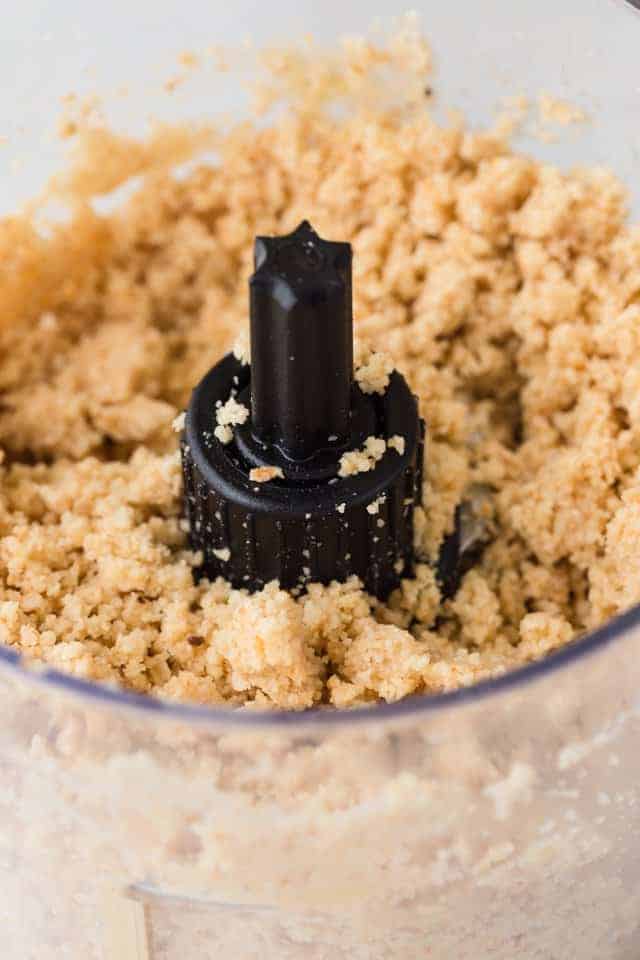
[0,601,638,730]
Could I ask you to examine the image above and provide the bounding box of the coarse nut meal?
[1,18,639,712]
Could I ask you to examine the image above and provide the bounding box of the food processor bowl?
[1,2,639,958]
[2,608,640,959]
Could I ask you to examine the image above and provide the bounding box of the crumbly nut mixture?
[0,23,639,710]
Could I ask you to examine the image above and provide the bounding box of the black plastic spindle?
[249,221,353,460]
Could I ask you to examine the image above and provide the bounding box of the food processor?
[1,2,640,958]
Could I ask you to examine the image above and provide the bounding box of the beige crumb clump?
[387,434,405,455]
[214,424,233,444]
[249,465,284,483]
[0,22,639,711]
[366,495,386,515]
[57,92,103,139]
[232,329,250,365]
[354,341,395,394]
[337,432,405,477]
[214,395,249,444]
[538,93,587,126]
[338,435,387,477]
[172,411,186,433]
[532,93,589,144]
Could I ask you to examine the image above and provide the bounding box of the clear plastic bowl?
[1,2,640,958]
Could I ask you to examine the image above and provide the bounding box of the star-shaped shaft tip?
[253,221,350,281]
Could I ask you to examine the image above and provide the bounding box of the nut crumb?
[366,495,386,515]
[214,424,233,445]
[387,435,405,455]
[354,342,395,395]
[338,436,387,477]
[214,395,249,444]
[232,330,251,365]
[249,465,284,483]
[212,547,231,562]
[172,411,186,433]
[538,93,587,126]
